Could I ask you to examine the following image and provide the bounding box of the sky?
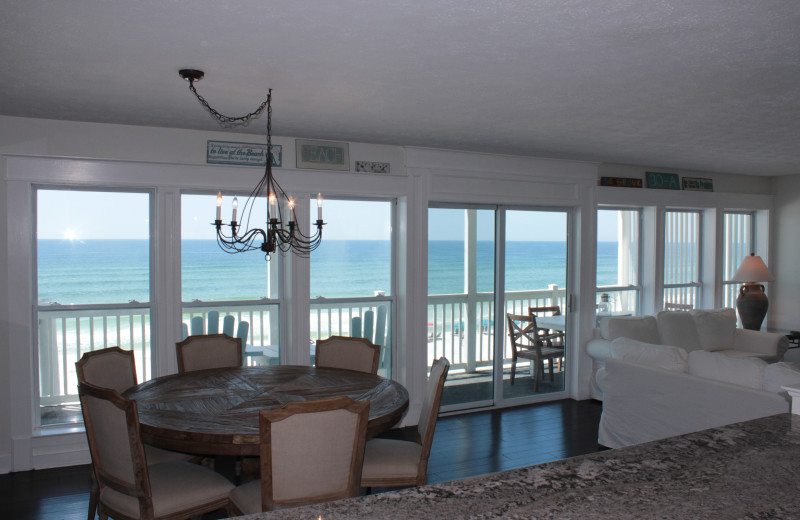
[37,189,620,241]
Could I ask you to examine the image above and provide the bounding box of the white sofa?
[597,349,799,448]
[585,308,788,400]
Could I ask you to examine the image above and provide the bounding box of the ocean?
[37,239,620,304]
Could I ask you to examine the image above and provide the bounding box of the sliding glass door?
[429,205,570,411]
[501,209,568,400]
[428,207,496,408]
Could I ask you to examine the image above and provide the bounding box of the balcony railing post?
[38,316,57,399]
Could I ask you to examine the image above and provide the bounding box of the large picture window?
[310,198,394,376]
[37,188,151,426]
[663,210,701,309]
[722,212,755,310]
[596,208,641,316]
[181,193,280,365]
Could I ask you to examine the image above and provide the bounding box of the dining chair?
[315,335,381,374]
[228,396,370,514]
[360,357,450,489]
[176,333,243,373]
[76,347,195,520]
[78,381,234,520]
[507,313,565,390]
[528,305,566,371]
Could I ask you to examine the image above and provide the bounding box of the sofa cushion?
[763,362,800,394]
[610,337,688,373]
[600,315,660,344]
[688,350,767,389]
[657,311,702,351]
[691,308,736,351]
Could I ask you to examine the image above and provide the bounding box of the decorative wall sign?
[599,176,642,188]
[645,171,681,190]
[206,141,282,167]
[355,161,391,174]
[295,139,349,170]
[682,177,714,192]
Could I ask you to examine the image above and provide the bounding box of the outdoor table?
[123,365,409,456]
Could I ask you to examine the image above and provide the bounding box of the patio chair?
[78,381,233,520]
[360,357,450,488]
[507,313,565,390]
[176,333,243,373]
[76,347,195,520]
[528,305,566,371]
[229,396,369,514]
[315,336,381,374]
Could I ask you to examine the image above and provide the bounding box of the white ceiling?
[1,0,799,176]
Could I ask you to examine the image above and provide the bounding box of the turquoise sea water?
[37,239,620,304]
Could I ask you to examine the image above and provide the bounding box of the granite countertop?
[233,413,800,519]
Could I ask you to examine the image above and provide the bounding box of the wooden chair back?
[259,397,369,511]
[528,305,561,317]
[507,313,542,354]
[78,381,155,518]
[76,346,138,393]
[176,333,243,373]
[315,336,380,374]
[415,357,450,480]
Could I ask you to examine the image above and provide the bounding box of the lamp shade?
[731,254,774,283]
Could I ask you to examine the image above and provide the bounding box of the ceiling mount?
[178,69,204,83]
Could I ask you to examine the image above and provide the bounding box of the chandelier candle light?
[179,69,324,259]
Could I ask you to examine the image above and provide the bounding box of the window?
[181,193,280,365]
[310,198,394,376]
[722,212,754,309]
[596,208,641,315]
[663,210,701,309]
[37,188,151,426]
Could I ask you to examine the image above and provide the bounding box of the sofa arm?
[732,329,789,360]
[586,338,613,361]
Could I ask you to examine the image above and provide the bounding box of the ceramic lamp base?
[736,283,768,330]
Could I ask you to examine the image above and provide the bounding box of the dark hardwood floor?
[0,398,604,520]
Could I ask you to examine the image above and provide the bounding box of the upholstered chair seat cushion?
[143,445,192,465]
[99,461,233,518]
[229,480,262,515]
[361,438,424,480]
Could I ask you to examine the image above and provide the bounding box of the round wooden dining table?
[123,365,409,456]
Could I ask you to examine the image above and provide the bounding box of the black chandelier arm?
[215,222,268,252]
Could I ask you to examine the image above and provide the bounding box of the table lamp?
[730,253,775,330]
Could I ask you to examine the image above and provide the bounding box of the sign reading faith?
[207,141,282,167]
[645,171,681,190]
[296,139,350,171]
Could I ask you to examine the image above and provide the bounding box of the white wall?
[770,175,800,331]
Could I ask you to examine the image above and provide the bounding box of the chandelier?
[179,69,324,259]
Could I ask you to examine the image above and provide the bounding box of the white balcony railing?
[38,286,564,421]
[428,284,567,375]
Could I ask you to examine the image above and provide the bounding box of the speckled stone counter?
[233,413,800,519]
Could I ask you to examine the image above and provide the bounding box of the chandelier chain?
[187,79,270,127]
